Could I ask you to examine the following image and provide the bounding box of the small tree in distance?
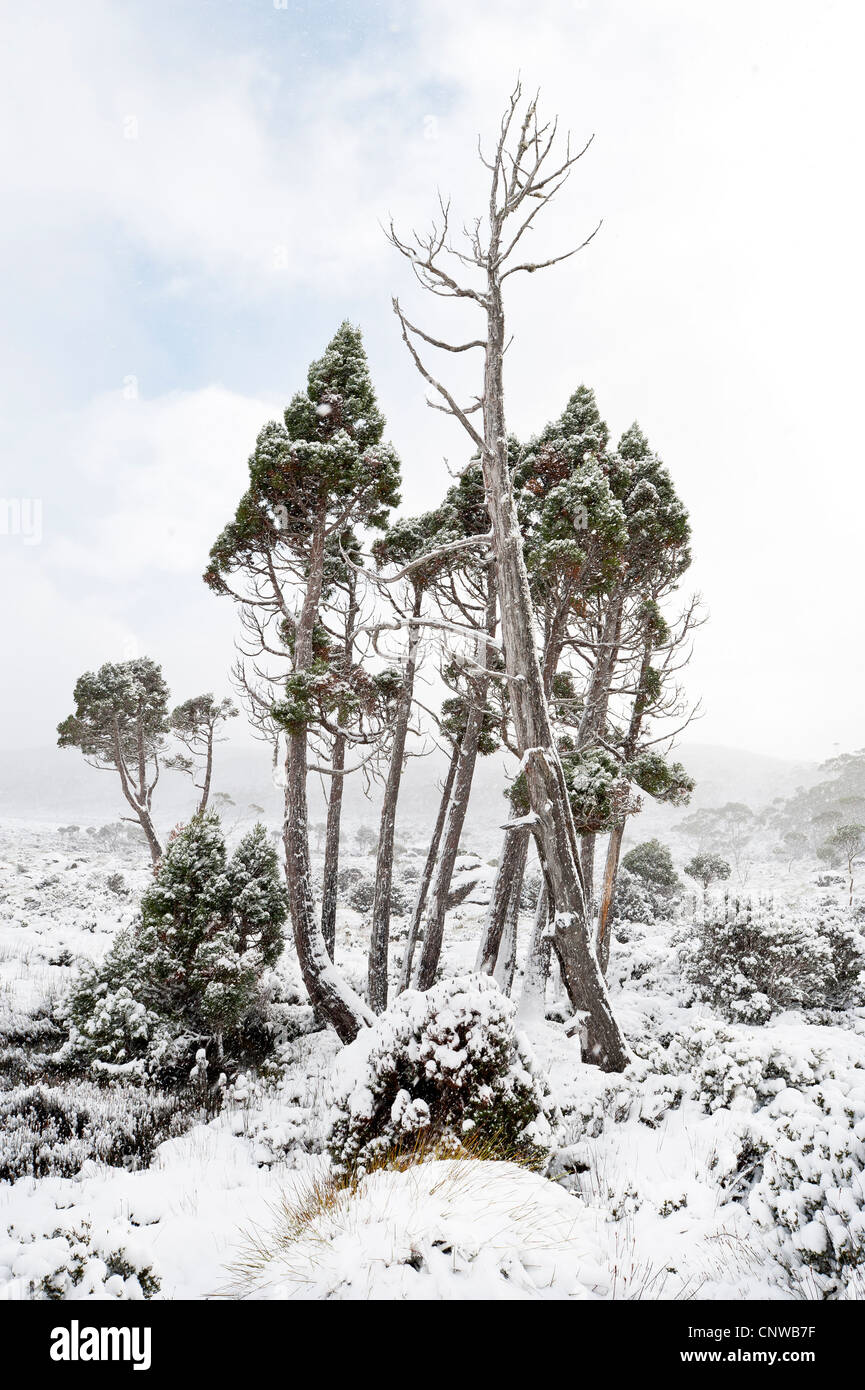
[57,658,170,865]
[621,840,681,899]
[684,852,732,894]
[821,824,865,906]
[167,694,238,814]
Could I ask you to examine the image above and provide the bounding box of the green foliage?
[629,752,694,806]
[678,897,865,1022]
[326,976,560,1175]
[57,657,170,770]
[205,321,400,596]
[440,693,500,756]
[622,839,681,897]
[684,852,732,890]
[509,738,621,833]
[63,814,288,1082]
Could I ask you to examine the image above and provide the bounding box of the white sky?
[1,0,863,762]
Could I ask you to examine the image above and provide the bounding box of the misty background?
[2,0,862,831]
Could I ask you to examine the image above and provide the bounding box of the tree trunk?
[197,730,214,814]
[368,588,423,1012]
[112,724,162,866]
[493,852,524,996]
[518,884,550,1019]
[479,278,629,1071]
[576,588,624,749]
[476,825,529,974]
[595,634,655,975]
[320,732,346,960]
[596,820,625,976]
[413,694,485,991]
[398,741,459,993]
[283,512,373,1043]
[414,575,496,992]
[320,579,359,961]
[580,833,596,920]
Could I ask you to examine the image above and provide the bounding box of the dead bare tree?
[388,84,629,1069]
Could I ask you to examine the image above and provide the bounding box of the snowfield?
[2,820,864,1301]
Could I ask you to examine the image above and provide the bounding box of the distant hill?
[0,740,820,854]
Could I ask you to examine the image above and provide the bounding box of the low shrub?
[59,813,288,1083]
[678,897,865,1022]
[0,1079,201,1180]
[327,974,560,1175]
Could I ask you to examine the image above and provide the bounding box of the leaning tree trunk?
[398,741,459,993]
[197,732,214,815]
[493,853,524,996]
[320,731,346,960]
[127,801,161,867]
[479,277,629,1071]
[414,577,496,992]
[595,634,655,975]
[320,581,359,960]
[475,824,529,974]
[596,820,625,976]
[113,725,162,866]
[368,588,423,1012]
[413,690,486,991]
[476,628,561,979]
[283,513,373,1043]
[518,884,550,1019]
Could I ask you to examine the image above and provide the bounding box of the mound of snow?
[240,1159,611,1300]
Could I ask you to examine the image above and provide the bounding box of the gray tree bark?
[283,511,373,1042]
[320,731,345,960]
[398,741,459,993]
[391,90,629,1069]
[475,824,529,975]
[414,576,496,992]
[368,587,423,1012]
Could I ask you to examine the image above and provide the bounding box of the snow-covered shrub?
[346,872,410,916]
[818,909,865,1007]
[327,975,560,1174]
[105,872,128,897]
[747,1099,865,1296]
[337,864,363,894]
[678,896,865,1021]
[0,1080,200,1180]
[60,813,288,1082]
[621,839,681,899]
[2,1220,159,1301]
[610,867,655,924]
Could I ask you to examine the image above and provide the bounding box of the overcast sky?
[2,0,863,763]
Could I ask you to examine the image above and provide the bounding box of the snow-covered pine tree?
[57,657,170,865]
[65,812,288,1078]
[206,323,401,1042]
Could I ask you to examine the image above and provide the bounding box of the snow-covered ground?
[1,820,863,1301]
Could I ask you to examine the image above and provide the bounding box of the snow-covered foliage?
[59,814,288,1081]
[611,866,659,924]
[678,896,865,1022]
[1,1217,161,1300]
[327,975,560,1173]
[345,870,410,917]
[4,822,865,1302]
[0,1080,201,1181]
